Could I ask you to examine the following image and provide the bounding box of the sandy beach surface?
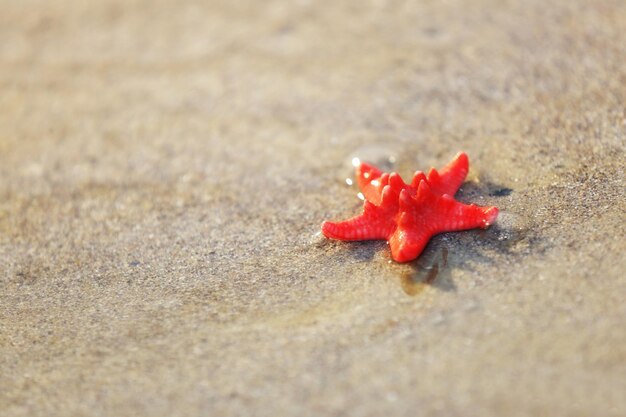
[1,1,625,416]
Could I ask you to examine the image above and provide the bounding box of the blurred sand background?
[1,0,625,416]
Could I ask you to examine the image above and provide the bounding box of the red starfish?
[321,152,499,263]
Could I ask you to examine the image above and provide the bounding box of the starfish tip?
[481,206,499,228]
[320,221,337,238]
[391,242,421,263]
[356,162,370,175]
[455,151,469,163]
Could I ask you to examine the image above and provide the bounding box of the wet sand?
[1,1,625,416]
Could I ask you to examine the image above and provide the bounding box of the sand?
[1,1,625,416]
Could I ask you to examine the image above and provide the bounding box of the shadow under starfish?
[399,243,456,296]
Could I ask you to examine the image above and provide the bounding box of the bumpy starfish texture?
[322,152,499,263]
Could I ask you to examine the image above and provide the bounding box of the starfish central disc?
[322,152,499,263]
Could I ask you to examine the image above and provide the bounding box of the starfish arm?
[388,224,433,263]
[386,189,435,262]
[412,180,499,232]
[436,197,499,231]
[421,152,469,196]
[321,200,396,241]
[356,162,383,204]
[435,151,469,196]
[357,163,410,205]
